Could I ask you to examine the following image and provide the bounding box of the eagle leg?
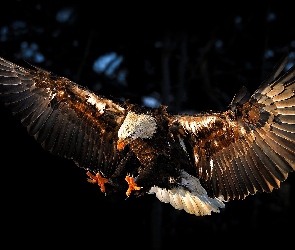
[86,171,108,193]
[125,175,142,196]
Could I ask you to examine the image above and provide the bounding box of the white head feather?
[118,111,157,141]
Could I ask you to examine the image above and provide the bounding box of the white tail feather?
[149,170,226,216]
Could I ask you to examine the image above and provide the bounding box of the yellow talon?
[86,171,108,193]
[125,175,141,196]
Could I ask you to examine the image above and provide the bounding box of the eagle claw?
[125,175,141,196]
[86,171,108,193]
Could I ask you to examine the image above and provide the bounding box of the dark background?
[1,1,295,249]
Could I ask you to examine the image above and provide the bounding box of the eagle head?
[117,111,157,150]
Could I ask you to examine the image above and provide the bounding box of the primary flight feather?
[0,54,294,216]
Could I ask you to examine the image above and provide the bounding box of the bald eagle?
[0,54,294,216]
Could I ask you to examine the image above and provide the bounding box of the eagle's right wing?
[169,53,295,202]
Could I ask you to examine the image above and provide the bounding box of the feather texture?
[0,54,294,216]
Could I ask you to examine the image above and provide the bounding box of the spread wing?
[170,54,295,201]
[0,57,126,175]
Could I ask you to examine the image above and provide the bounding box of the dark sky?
[1,1,295,249]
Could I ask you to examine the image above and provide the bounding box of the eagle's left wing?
[167,54,295,203]
[0,57,127,178]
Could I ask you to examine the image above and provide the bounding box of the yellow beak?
[117,138,129,150]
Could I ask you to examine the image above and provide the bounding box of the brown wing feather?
[171,54,295,201]
[0,57,126,175]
